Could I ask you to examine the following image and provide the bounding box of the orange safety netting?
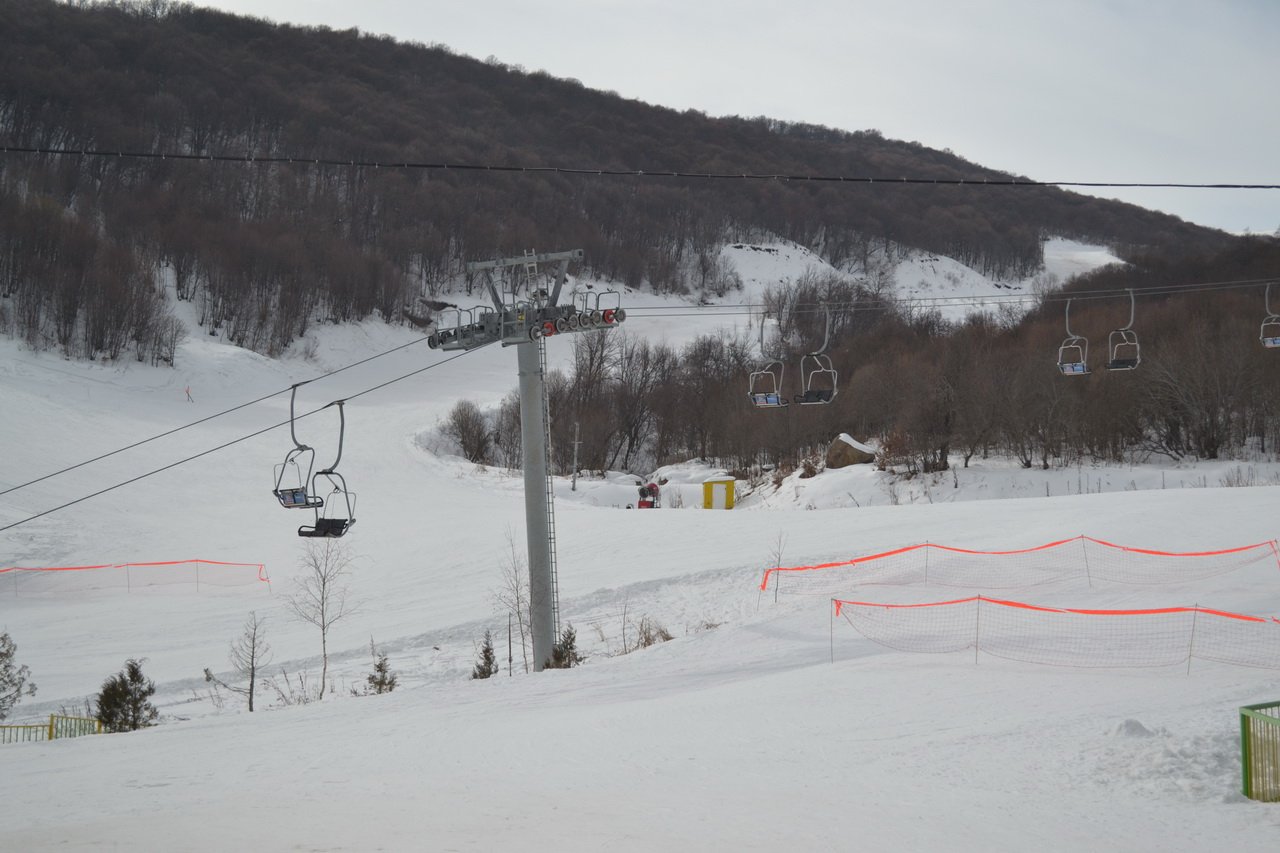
[832,595,1280,669]
[761,535,1280,594]
[0,559,269,595]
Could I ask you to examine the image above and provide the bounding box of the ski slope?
[2,240,1279,851]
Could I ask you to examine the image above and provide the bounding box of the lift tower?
[429,250,625,670]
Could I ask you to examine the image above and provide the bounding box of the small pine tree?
[471,629,498,679]
[544,624,585,670]
[0,631,37,721]
[366,651,398,695]
[97,659,158,733]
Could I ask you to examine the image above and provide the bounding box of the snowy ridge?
[703,236,1121,324]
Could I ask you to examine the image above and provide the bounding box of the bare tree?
[442,399,493,463]
[491,529,531,674]
[287,541,356,699]
[204,611,272,712]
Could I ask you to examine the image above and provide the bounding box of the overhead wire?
[620,275,1280,318]
[3,144,1279,191]
[0,332,436,501]
[0,343,495,535]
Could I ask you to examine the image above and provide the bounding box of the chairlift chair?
[272,383,325,509]
[1056,298,1091,376]
[795,354,838,404]
[748,361,788,408]
[1105,289,1141,371]
[794,305,838,405]
[1262,284,1280,349]
[298,471,357,538]
[273,450,323,509]
[295,399,356,538]
[748,314,789,408]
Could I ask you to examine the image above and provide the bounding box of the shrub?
[634,617,674,649]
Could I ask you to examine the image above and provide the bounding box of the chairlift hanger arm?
[1119,288,1136,331]
[810,303,832,356]
[288,381,315,451]
[317,399,346,474]
[1064,298,1079,338]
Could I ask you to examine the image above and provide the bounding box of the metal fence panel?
[1241,701,1280,802]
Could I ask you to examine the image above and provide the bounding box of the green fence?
[1241,700,1280,802]
[0,714,102,745]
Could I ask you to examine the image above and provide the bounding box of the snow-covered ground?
[3,239,1279,851]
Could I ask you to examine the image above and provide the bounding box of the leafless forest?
[3,0,1277,473]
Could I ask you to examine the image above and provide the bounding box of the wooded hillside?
[5,1,1276,476]
[0,0,1236,360]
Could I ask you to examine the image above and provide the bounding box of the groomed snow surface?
[3,241,1280,851]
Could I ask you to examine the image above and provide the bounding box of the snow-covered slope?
[2,239,1278,852]
[702,236,1122,324]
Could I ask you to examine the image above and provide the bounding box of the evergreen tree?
[96,659,158,733]
[471,629,499,679]
[366,651,398,695]
[544,624,585,670]
[0,631,36,721]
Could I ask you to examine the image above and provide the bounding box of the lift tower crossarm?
[466,248,584,308]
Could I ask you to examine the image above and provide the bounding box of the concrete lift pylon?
[434,249,625,670]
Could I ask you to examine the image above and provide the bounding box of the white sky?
[197,1,1279,235]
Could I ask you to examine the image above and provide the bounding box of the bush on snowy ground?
[632,617,673,650]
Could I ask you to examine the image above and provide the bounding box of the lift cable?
[0,333,435,501]
[621,276,1280,318]
[0,343,494,535]
[3,144,1278,191]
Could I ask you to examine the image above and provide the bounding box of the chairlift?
[748,314,788,409]
[1262,284,1280,349]
[1056,298,1090,376]
[272,383,325,509]
[1105,289,1141,371]
[794,304,838,405]
[297,400,356,538]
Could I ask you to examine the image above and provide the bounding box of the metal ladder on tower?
[538,336,561,638]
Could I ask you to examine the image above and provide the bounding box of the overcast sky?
[199,0,1279,235]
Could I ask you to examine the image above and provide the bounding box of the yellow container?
[702,478,735,510]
